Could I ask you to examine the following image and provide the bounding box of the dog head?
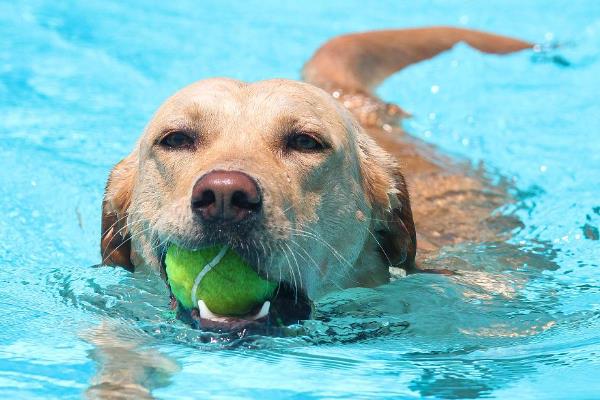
[101,78,415,320]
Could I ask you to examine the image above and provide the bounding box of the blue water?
[1,0,599,398]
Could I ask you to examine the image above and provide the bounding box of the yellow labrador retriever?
[100,27,531,326]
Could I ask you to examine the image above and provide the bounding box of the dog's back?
[303,27,531,263]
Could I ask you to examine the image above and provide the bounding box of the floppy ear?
[357,133,417,272]
[100,153,138,269]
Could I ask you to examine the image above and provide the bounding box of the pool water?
[1,0,599,398]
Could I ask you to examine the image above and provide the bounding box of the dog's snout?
[191,170,261,223]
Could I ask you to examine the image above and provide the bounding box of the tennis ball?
[165,244,276,317]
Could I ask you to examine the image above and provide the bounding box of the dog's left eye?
[287,133,326,152]
[159,131,195,149]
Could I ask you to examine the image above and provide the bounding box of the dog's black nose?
[191,170,261,223]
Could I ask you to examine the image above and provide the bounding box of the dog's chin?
[158,239,313,332]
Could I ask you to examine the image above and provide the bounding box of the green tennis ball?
[165,244,277,316]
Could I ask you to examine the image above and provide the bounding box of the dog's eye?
[159,131,195,149]
[287,133,325,152]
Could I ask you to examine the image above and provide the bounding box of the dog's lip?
[159,247,169,281]
[197,300,271,322]
[185,286,312,331]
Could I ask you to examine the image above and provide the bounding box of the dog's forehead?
[154,78,346,128]
[245,80,346,124]
[246,79,337,109]
[159,78,245,117]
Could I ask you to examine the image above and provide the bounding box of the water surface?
[1,1,599,398]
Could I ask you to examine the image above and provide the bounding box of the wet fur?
[101,79,417,299]
[92,26,533,399]
[101,27,530,294]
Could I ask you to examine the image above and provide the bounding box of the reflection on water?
[84,322,179,399]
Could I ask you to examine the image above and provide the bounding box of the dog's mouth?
[159,247,313,331]
[177,282,312,331]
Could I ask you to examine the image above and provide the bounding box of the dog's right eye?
[159,131,195,149]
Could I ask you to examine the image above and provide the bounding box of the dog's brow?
[159,118,197,133]
[159,104,222,134]
[182,103,221,123]
[276,115,326,134]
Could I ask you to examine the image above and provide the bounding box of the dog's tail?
[303,26,532,95]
